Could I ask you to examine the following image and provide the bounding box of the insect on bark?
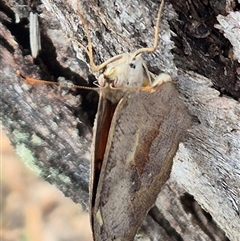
[17,0,193,240]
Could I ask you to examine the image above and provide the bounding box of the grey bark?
[0,0,239,240]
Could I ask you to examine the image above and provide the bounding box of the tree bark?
[1,0,239,240]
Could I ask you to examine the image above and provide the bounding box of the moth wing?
[93,82,192,240]
[90,91,117,212]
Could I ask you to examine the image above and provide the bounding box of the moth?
[18,0,192,240]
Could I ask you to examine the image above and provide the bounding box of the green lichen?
[15,143,41,175]
[31,133,43,145]
[49,167,72,185]
[44,148,55,160]
[58,172,72,185]
[12,129,29,142]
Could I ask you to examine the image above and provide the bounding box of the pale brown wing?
[93,82,193,241]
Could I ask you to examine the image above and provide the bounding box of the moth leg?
[152,73,172,86]
[142,62,155,86]
[16,70,97,91]
[141,73,171,92]
[16,70,58,85]
[142,62,170,88]
[17,70,75,95]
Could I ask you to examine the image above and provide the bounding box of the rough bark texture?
[1,0,239,240]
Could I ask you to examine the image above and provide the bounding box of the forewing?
[90,91,117,216]
[93,82,192,240]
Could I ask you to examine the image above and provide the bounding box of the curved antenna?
[76,0,164,72]
[76,12,126,73]
[132,0,164,57]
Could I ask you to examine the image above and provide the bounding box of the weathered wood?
[1,0,239,240]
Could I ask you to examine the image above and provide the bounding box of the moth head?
[97,53,150,88]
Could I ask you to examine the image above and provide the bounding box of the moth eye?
[129,63,136,69]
